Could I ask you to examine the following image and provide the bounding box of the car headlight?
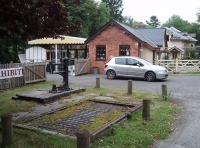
[157,70,167,74]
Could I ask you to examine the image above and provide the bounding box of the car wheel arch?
[106,69,116,75]
[106,69,116,79]
[145,71,156,80]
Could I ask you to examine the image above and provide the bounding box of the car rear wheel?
[107,70,116,80]
[145,72,156,82]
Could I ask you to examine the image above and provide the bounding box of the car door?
[126,58,144,77]
[114,58,128,76]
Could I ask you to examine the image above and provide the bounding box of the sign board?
[0,67,23,79]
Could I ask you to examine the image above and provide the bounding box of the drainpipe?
[138,42,143,57]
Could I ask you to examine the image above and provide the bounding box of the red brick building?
[85,20,166,73]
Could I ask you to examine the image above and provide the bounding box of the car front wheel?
[145,72,156,82]
[107,70,116,80]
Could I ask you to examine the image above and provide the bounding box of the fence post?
[162,84,168,101]
[76,129,90,148]
[142,99,150,121]
[96,77,100,88]
[127,80,132,95]
[175,58,179,73]
[1,114,13,148]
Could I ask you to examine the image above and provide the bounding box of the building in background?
[161,27,197,59]
[85,20,166,73]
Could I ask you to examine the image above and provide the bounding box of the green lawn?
[0,128,76,148]
[0,82,181,148]
[0,81,54,116]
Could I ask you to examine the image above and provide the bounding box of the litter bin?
[91,67,99,74]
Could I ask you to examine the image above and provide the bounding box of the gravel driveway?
[47,74,200,148]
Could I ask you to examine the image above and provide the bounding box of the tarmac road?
[47,74,200,148]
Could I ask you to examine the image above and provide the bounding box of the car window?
[137,58,152,66]
[115,58,126,65]
[127,58,138,66]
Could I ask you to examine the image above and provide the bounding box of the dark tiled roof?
[135,28,165,47]
[86,20,166,48]
[114,21,165,48]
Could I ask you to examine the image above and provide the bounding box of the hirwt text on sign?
[0,67,23,79]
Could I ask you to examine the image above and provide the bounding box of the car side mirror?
[136,63,140,67]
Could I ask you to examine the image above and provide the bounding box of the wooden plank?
[25,65,45,79]
[25,79,46,84]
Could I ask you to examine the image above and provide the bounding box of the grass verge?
[0,128,76,148]
[173,72,200,76]
[0,81,54,116]
[0,84,181,148]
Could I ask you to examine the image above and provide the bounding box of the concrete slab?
[13,88,85,103]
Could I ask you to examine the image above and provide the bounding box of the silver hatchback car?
[104,56,168,81]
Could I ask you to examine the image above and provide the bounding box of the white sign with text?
[0,67,23,79]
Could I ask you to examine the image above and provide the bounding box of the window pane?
[115,58,126,65]
[127,58,138,65]
[119,45,130,56]
[96,45,106,61]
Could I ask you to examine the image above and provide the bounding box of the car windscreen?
[137,58,152,66]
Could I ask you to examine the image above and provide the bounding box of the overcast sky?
[122,0,200,23]
[96,0,200,24]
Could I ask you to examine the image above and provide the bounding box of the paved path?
[47,74,200,148]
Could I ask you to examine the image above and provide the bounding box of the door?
[114,58,128,76]
[126,58,145,77]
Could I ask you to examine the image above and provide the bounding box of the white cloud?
[122,0,200,23]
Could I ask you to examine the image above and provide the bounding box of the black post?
[84,46,87,59]
[49,61,53,74]
[67,46,70,58]
[75,50,78,59]
[63,58,69,90]
[51,84,57,92]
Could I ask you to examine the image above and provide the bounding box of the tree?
[162,15,200,44]
[123,16,147,28]
[162,15,191,32]
[0,0,75,41]
[197,9,200,22]
[102,0,123,22]
[123,16,135,26]
[146,16,160,28]
[0,0,78,63]
[63,0,110,37]
[188,23,200,45]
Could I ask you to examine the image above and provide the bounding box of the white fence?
[156,59,200,73]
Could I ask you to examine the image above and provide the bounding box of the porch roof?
[28,35,86,45]
[169,46,184,52]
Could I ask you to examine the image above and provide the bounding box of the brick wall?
[87,24,140,73]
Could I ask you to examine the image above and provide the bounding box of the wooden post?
[142,99,150,121]
[162,84,168,101]
[175,58,179,73]
[127,80,132,95]
[96,77,100,88]
[1,114,13,147]
[76,129,90,148]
